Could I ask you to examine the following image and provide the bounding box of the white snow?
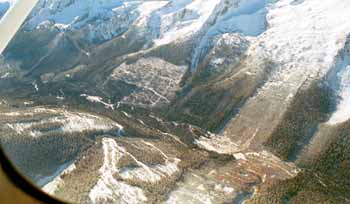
[111,57,186,107]
[28,0,123,29]
[137,1,168,17]
[80,94,115,110]
[137,119,145,125]
[211,58,225,66]
[142,141,169,159]
[89,138,181,202]
[327,55,350,125]
[41,162,76,194]
[4,108,123,137]
[214,184,234,194]
[32,81,39,91]
[60,111,123,133]
[119,159,180,183]
[163,171,235,204]
[27,0,139,42]
[56,96,64,100]
[233,153,247,161]
[162,132,187,146]
[153,0,221,46]
[0,72,9,78]
[221,0,350,148]
[206,33,250,73]
[149,114,163,123]
[164,178,215,204]
[134,1,168,27]
[24,101,34,105]
[89,138,147,204]
[215,0,271,35]
[262,0,350,69]
[117,140,180,183]
[195,134,240,154]
[121,111,131,118]
[26,0,169,42]
[190,0,274,70]
[21,0,273,55]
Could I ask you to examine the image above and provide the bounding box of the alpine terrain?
[0,0,350,203]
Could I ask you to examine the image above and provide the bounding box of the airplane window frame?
[0,0,65,202]
[0,146,67,204]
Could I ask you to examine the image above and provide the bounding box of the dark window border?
[0,146,67,204]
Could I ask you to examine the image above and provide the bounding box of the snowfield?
[41,162,76,194]
[89,138,148,204]
[111,57,187,107]
[152,0,222,46]
[327,40,350,125]
[24,0,275,47]
[119,158,180,183]
[89,138,182,203]
[2,108,123,137]
[328,65,350,124]
[81,94,115,110]
[222,0,350,148]
[2,0,350,203]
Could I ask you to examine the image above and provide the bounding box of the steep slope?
[1,0,350,204]
[246,120,350,204]
[0,98,299,204]
[217,0,350,151]
[165,0,350,152]
[0,106,122,183]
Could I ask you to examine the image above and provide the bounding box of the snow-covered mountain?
[1,0,350,204]
[24,0,272,46]
[222,0,350,150]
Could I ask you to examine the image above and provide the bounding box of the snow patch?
[111,57,186,107]
[326,37,350,125]
[190,0,273,70]
[221,0,350,149]
[4,108,123,137]
[328,65,350,124]
[153,0,221,46]
[0,72,9,78]
[214,184,234,194]
[41,162,76,194]
[32,81,39,91]
[81,94,115,110]
[134,1,168,27]
[233,153,247,161]
[164,171,235,204]
[89,138,147,204]
[119,159,180,183]
[121,111,131,118]
[195,134,240,154]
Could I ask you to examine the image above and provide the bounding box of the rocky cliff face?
[1,0,350,203]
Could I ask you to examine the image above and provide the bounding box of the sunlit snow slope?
[2,0,350,204]
[222,0,350,149]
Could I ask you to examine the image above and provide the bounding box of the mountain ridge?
[1,0,350,203]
